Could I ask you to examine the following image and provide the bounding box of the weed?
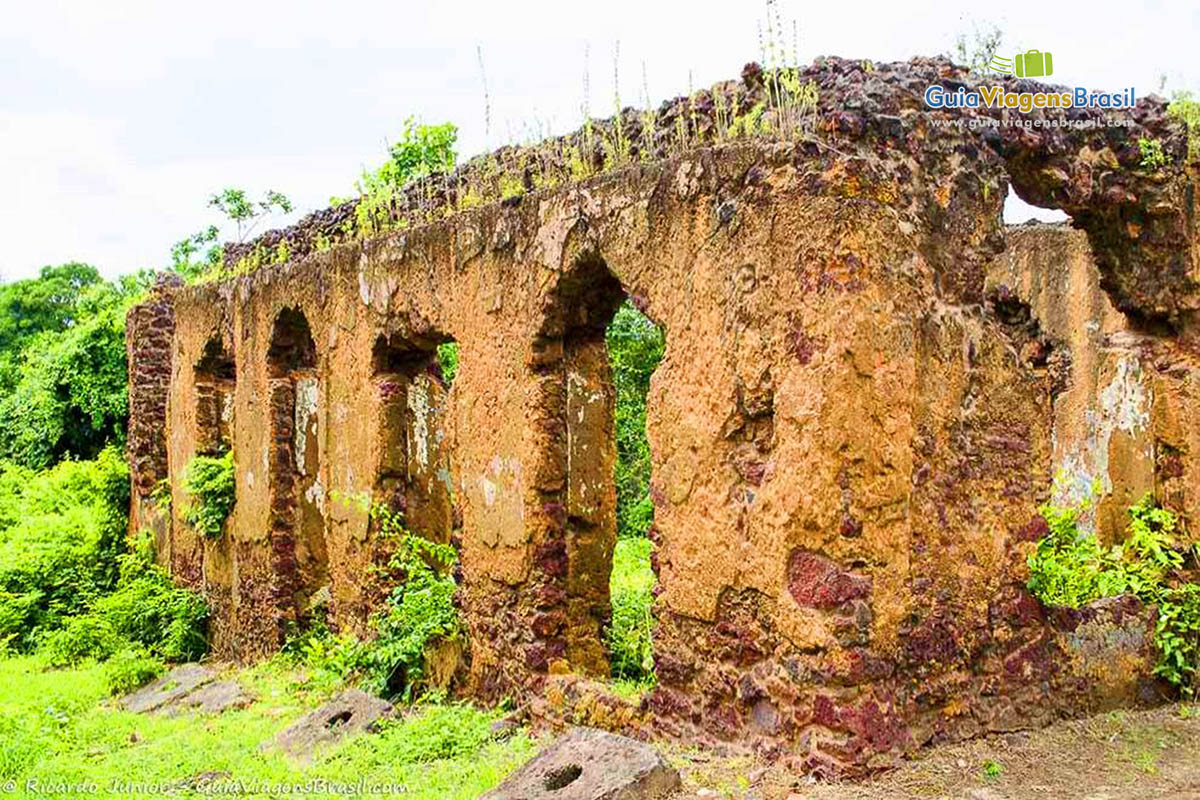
[182,450,236,539]
[981,759,1004,780]
[1168,91,1200,162]
[1139,137,1170,170]
[607,537,655,681]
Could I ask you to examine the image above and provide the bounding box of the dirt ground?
[665,703,1200,800]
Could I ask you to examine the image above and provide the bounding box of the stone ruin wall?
[126,58,1200,773]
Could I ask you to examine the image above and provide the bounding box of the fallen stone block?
[162,679,254,716]
[121,664,216,714]
[483,727,680,800]
[267,689,393,762]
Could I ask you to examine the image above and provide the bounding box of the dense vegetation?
[1028,491,1200,694]
[0,263,147,469]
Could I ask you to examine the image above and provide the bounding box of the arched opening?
[531,253,646,678]
[604,299,664,687]
[194,336,235,455]
[192,334,238,646]
[266,307,327,625]
[370,331,458,544]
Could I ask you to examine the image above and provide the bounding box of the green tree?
[208,188,293,243]
[0,262,102,389]
[0,278,141,469]
[372,119,458,189]
[169,225,222,281]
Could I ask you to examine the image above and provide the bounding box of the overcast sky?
[1,0,1196,281]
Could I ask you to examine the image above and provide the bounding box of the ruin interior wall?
[126,58,1200,773]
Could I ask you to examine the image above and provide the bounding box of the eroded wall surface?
[988,224,1199,545]
[126,57,1200,773]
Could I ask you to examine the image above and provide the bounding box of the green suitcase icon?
[1014,50,1053,78]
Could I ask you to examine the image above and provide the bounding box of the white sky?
[1,0,1196,281]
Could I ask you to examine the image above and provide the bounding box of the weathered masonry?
[127,57,1200,773]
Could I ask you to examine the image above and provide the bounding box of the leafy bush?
[40,616,125,667]
[607,537,655,682]
[606,301,664,539]
[36,552,208,666]
[373,119,458,189]
[437,342,460,385]
[1027,492,1200,694]
[182,450,236,538]
[1139,137,1170,170]
[354,120,458,237]
[284,504,463,701]
[102,648,165,695]
[91,551,209,662]
[0,448,130,649]
[360,507,462,699]
[1026,493,1128,606]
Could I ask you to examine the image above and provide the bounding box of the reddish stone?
[787,549,872,610]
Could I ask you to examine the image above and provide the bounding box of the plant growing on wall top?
[182,450,236,539]
[208,188,294,243]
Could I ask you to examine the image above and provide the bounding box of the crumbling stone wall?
[127,57,1200,773]
[988,224,1199,545]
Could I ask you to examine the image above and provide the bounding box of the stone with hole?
[482,727,680,799]
[121,664,216,714]
[267,689,393,762]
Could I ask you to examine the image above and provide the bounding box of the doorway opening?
[370,331,457,544]
[604,299,665,688]
[266,307,327,622]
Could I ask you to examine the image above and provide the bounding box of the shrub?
[39,616,124,667]
[182,450,236,538]
[437,342,460,385]
[0,448,129,649]
[607,537,655,682]
[102,648,164,695]
[92,551,209,662]
[1139,137,1170,170]
[1027,492,1200,694]
[1169,91,1200,162]
[360,507,462,700]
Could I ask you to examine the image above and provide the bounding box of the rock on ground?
[267,689,393,762]
[161,679,253,716]
[483,727,680,800]
[121,664,216,714]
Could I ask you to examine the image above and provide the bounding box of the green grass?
[0,655,536,798]
[607,536,656,685]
